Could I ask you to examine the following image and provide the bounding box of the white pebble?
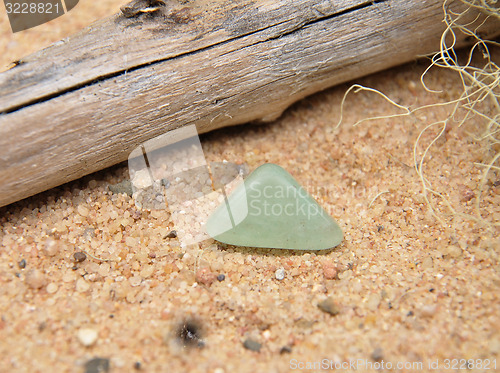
[262,330,271,340]
[43,239,58,257]
[46,283,58,294]
[444,245,462,258]
[421,256,433,269]
[366,293,381,311]
[420,304,437,318]
[132,169,153,189]
[129,275,142,287]
[77,205,89,217]
[77,328,98,346]
[98,263,110,276]
[25,269,46,289]
[275,268,285,280]
[76,278,90,292]
[140,265,154,279]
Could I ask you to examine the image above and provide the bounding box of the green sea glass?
[206,163,343,250]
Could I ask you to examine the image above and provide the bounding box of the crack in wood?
[120,0,167,18]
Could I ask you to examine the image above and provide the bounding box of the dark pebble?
[243,338,261,352]
[108,180,133,197]
[165,230,177,239]
[176,319,204,348]
[407,310,414,316]
[217,274,225,282]
[280,346,292,354]
[371,347,384,361]
[18,259,26,269]
[38,322,47,332]
[317,297,340,316]
[84,357,110,373]
[134,361,142,370]
[73,251,87,263]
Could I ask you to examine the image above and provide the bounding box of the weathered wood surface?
[0,0,498,207]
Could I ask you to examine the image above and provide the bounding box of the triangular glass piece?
[206,163,343,250]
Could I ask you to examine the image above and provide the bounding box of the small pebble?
[275,268,285,280]
[280,346,292,354]
[131,209,142,220]
[371,347,384,361]
[295,319,316,330]
[43,239,59,256]
[176,320,204,348]
[243,338,261,352]
[77,328,98,347]
[74,251,87,263]
[18,259,26,269]
[443,245,462,259]
[317,297,340,316]
[165,230,177,239]
[77,205,90,217]
[76,278,91,292]
[98,263,110,277]
[82,227,96,241]
[129,276,142,287]
[262,330,271,340]
[84,357,109,373]
[461,187,475,202]
[25,269,47,289]
[420,304,437,318]
[420,256,433,269]
[322,262,338,280]
[134,361,142,370]
[108,180,133,197]
[366,293,381,311]
[140,265,154,278]
[195,268,216,286]
[46,283,58,294]
[217,274,225,282]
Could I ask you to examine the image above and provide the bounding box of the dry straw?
[337,0,499,230]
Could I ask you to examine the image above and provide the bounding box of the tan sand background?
[0,1,499,372]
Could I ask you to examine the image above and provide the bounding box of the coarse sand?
[0,1,499,372]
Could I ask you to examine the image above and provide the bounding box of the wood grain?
[0,0,498,207]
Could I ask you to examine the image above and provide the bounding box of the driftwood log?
[0,0,498,207]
